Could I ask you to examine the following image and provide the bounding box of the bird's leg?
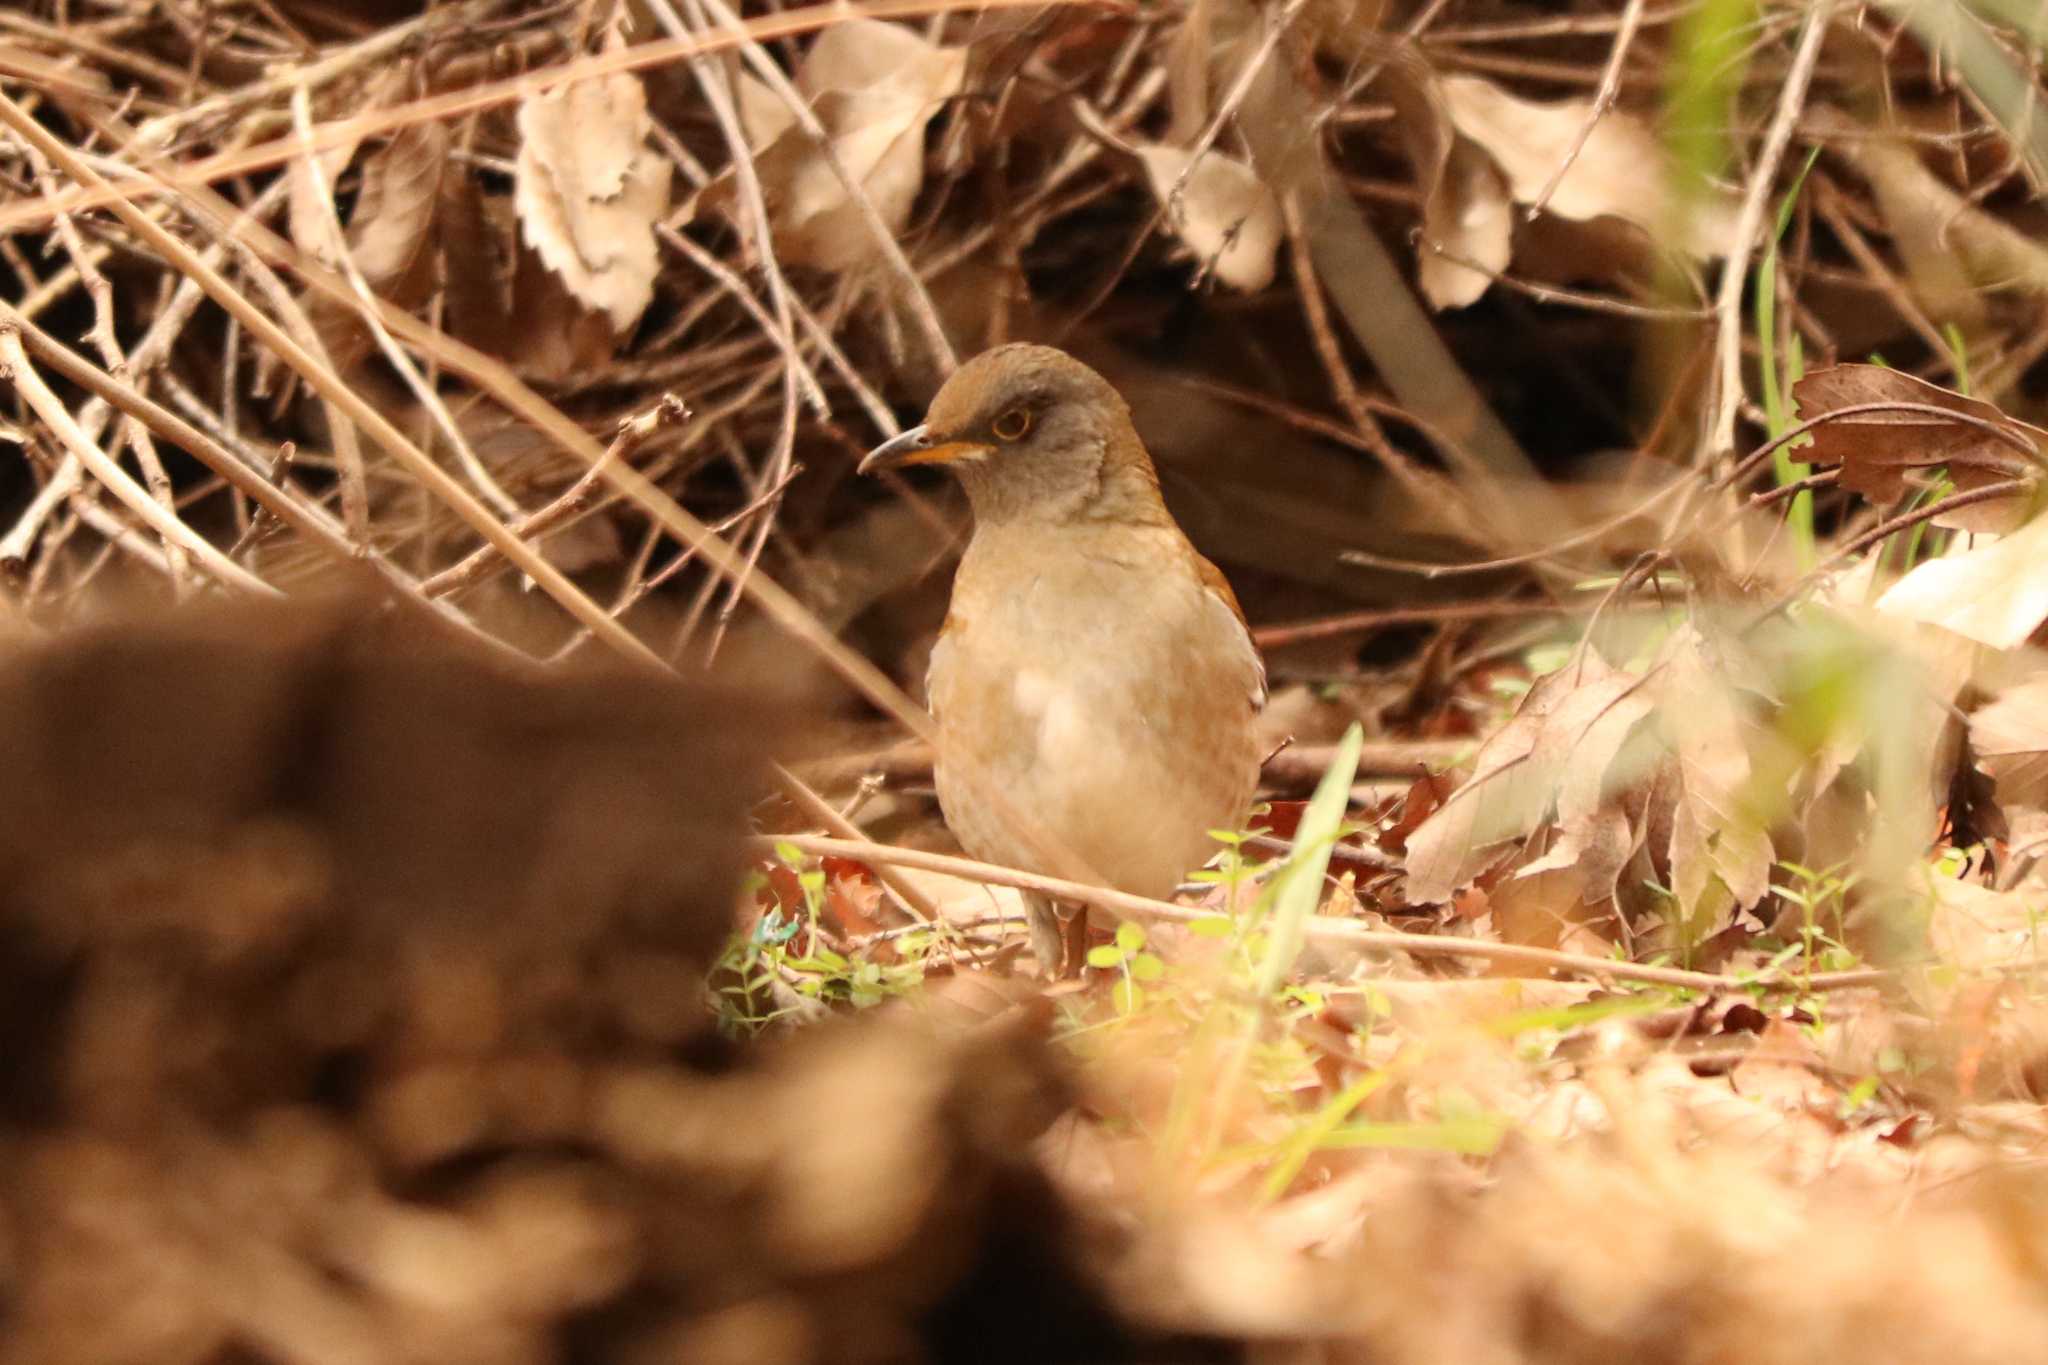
[1022,890,1084,978]
[1059,903,1091,976]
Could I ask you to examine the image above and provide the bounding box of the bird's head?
[859,344,1166,527]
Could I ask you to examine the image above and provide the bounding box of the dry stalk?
[1704,1,1835,464]
[0,328,274,597]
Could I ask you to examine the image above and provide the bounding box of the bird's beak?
[857,424,995,474]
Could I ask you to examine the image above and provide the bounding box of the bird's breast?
[925,528,1262,897]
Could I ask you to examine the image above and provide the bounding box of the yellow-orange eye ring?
[991,408,1032,441]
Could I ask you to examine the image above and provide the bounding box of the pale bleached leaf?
[1381,61,1512,309]
[706,19,965,272]
[514,40,672,332]
[1135,145,1283,292]
[1438,74,1739,261]
[1877,513,2048,649]
[1418,141,1512,309]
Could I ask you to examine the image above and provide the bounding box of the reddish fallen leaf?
[1450,884,1490,922]
[1792,364,2045,533]
[824,868,889,940]
[1380,774,1447,854]
[754,858,804,914]
[1259,800,1308,843]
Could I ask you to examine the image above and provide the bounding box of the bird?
[860,343,1265,976]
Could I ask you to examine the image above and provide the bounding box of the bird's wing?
[1192,552,1266,713]
[923,613,960,723]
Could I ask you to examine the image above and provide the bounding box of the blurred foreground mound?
[10,604,2048,1365]
[0,605,1162,1365]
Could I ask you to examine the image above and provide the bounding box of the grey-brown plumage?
[862,345,1265,973]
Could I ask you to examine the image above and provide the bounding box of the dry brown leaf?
[1970,674,2048,808]
[708,19,966,272]
[347,122,451,302]
[438,174,515,354]
[1922,865,2046,973]
[1134,145,1283,292]
[514,38,672,333]
[304,120,454,374]
[1436,74,1738,262]
[1404,653,1656,905]
[1516,803,1637,908]
[1793,364,2045,534]
[506,237,617,382]
[1728,1020,1838,1114]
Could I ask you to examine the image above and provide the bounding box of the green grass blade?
[1254,722,1362,999]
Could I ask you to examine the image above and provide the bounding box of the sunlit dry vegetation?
[9,0,2048,1360]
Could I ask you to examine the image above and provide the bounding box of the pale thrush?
[861,344,1266,974]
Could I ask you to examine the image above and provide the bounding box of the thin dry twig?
[1706,1,1834,462]
[1524,0,1647,218]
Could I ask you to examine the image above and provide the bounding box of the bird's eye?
[991,407,1032,441]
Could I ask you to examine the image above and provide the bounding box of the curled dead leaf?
[1389,69,1740,308]
[303,119,453,374]
[514,40,672,333]
[1381,60,1511,310]
[287,68,407,264]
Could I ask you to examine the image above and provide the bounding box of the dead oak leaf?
[514,45,672,332]
[1793,364,2045,535]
